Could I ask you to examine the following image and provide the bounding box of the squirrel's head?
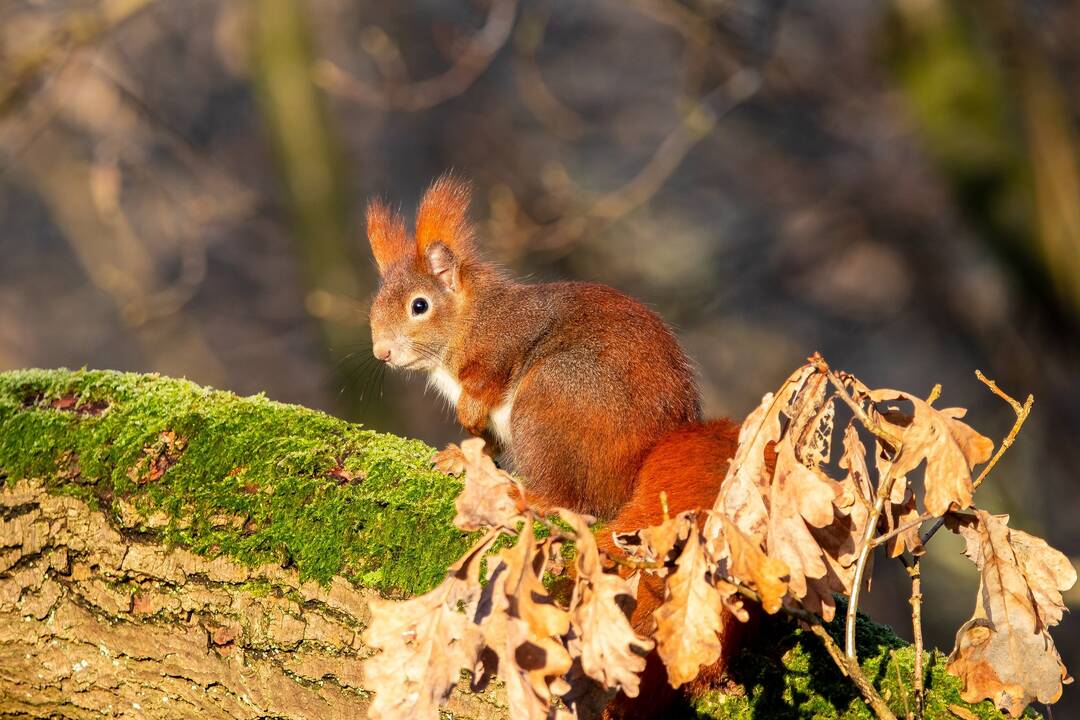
[366,175,476,371]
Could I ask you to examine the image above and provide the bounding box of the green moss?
[691,598,1039,719]
[0,368,473,595]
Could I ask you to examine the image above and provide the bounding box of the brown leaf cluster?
[366,442,651,719]
[868,390,993,517]
[364,358,1075,720]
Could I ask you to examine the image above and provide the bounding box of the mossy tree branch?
[0,369,1034,719]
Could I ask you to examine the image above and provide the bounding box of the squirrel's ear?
[425,242,460,292]
[415,174,475,263]
[366,199,411,275]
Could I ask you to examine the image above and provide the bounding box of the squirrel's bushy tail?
[597,419,752,719]
[608,419,740,536]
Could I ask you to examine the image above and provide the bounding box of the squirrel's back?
[491,280,701,517]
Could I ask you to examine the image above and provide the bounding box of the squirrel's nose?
[373,341,393,363]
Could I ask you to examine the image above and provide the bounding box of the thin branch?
[870,511,930,549]
[815,631,898,720]
[926,383,942,406]
[845,479,897,660]
[971,370,1034,490]
[315,0,517,112]
[812,354,901,450]
[903,556,925,719]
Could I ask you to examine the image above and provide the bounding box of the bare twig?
[903,556,925,719]
[845,474,899,661]
[815,631,898,720]
[812,354,901,450]
[315,0,517,112]
[971,370,1034,490]
[870,511,930,549]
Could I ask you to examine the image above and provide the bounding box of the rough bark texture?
[0,477,505,719]
[0,369,1024,719]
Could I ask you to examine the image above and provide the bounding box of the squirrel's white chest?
[428,367,514,447]
[428,367,463,406]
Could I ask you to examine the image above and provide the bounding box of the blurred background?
[1,0,1078,713]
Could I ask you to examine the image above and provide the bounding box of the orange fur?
[414,174,476,260]
[595,420,762,719]
[366,199,411,273]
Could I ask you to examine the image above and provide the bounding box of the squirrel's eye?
[411,297,430,316]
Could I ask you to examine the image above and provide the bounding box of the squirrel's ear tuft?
[415,174,475,262]
[366,199,411,275]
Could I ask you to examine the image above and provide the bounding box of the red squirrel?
[366,175,744,714]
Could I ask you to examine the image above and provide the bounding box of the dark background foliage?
[2,0,1078,713]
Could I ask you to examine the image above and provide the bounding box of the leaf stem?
[811,354,901,450]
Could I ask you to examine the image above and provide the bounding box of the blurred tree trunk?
[250,0,390,425]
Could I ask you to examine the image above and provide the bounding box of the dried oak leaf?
[765,438,838,602]
[653,525,734,688]
[712,513,789,615]
[707,364,818,544]
[559,510,653,697]
[836,413,919,559]
[836,422,873,553]
[945,510,1077,717]
[612,510,694,577]
[363,531,496,720]
[885,485,924,559]
[799,528,858,622]
[477,519,572,719]
[869,390,993,517]
[452,437,524,532]
[784,369,833,468]
[812,420,880,584]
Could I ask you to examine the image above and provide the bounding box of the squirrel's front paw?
[432,443,467,476]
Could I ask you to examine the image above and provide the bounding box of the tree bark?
[0,477,507,719]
